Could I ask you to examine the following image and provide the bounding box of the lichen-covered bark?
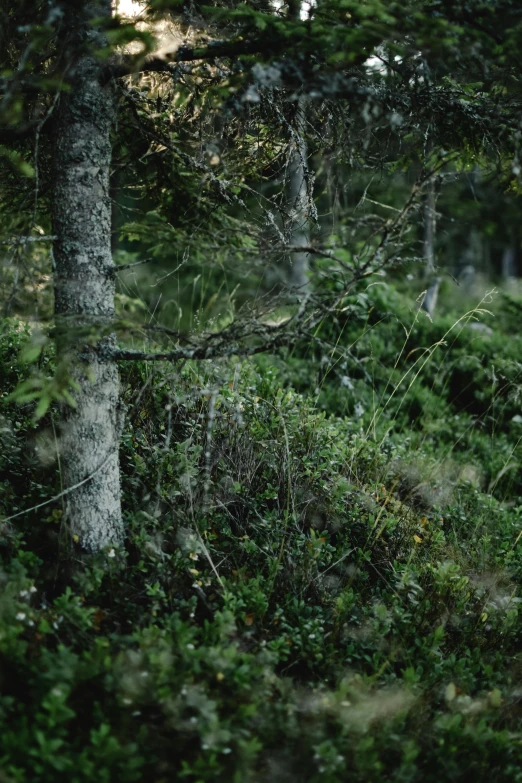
[284,0,310,292]
[52,1,123,552]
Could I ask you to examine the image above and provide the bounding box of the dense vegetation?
[3,0,522,779]
[3,280,522,782]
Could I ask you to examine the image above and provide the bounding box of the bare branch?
[111,335,291,363]
[283,245,352,271]
[0,452,115,524]
[110,257,155,274]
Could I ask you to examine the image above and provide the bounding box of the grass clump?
[2,287,522,781]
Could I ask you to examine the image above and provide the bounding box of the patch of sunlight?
[112,0,186,60]
[113,0,143,19]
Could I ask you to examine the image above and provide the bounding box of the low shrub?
[2,290,522,781]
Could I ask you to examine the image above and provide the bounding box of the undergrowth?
[2,285,522,781]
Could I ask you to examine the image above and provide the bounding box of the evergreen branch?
[101,38,287,83]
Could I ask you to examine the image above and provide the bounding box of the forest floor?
[2,280,522,782]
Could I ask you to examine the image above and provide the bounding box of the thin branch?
[111,335,291,363]
[282,244,352,271]
[112,295,312,363]
[1,452,114,524]
[110,257,155,274]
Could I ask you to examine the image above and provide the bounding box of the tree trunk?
[421,276,441,318]
[501,244,517,280]
[423,176,436,278]
[283,0,310,292]
[420,173,440,317]
[52,1,124,552]
[286,97,310,291]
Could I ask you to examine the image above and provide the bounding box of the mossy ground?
[2,283,522,782]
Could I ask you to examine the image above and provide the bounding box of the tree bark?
[52,1,124,552]
[501,244,517,280]
[282,0,311,292]
[421,276,441,318]
[421,173,440,317]
[286,96,310,291]
[423,176,436,278]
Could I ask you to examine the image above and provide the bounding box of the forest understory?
[3,283,522,782]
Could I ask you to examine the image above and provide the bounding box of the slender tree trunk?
[286,96,310,291]
[420,131,440,318]
[52,1,124,552]
[283,0,310,292]
[421,174,440,317]
[501,244,517,280]
[421,276,441,318]
[423,176,436,278]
